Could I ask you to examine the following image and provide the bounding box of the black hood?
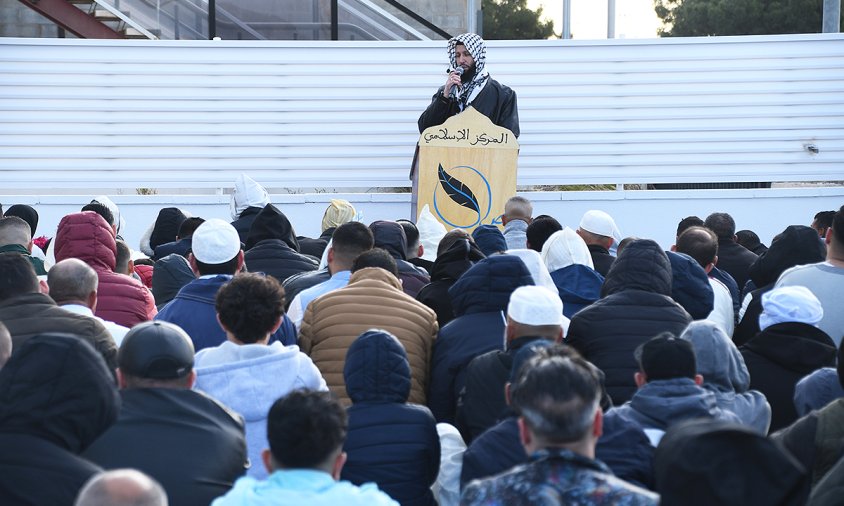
[601,239,672,297]
[245,203,300,251]
[0,334,119,453]
[748,225,826,288]
[743,322,837,374]
[655,419,808,506]
[430,237,486,282]
[149,207,188,250]
[369,220,408,260]
[4,204,39,237]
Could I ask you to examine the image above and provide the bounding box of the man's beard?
[461,64,476,83]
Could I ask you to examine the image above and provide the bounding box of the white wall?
[13,187,842,256]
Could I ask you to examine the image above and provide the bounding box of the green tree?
[655,0,844,37]
[483,0,555,39]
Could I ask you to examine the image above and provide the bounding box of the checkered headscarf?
[448,33,490,106]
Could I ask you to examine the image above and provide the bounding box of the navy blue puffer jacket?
[342,330,440,506]
[566,240,692,405]
[427,255,534,424]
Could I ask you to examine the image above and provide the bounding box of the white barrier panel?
[1,34,843,190]
[10,187,843,256]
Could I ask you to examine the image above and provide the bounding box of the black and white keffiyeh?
[447,32,490,107]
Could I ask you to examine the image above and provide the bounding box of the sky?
[526,0,662,39]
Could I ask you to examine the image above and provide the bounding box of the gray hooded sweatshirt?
[680,320,772,434]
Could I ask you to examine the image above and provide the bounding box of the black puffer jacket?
[427,255,533,425]
[733,226,826,346]
[370,220,430,298]
[0,334,120,506]
[742,322,837,432]
[84,389,248,506]
[342,330,440,506]
[416,238,485,328]
[566,240,692,405]
[244,204,318,284]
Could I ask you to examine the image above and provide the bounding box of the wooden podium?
[411,107,519,232]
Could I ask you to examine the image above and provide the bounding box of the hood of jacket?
[622,378,725,430]
[369,221,408,260]
[743,322,837,373]
[681,320,751,393]
[194,342,323,422]
[230,174,270,220]
[344,329,411,404]
[542,227,594,271]
[601,239,672,297]
[472,225,507,256]
[0,334,119,453]
[148,207,188,251]
[430,237,485,282]
[550,264,604,304]
[55,211,117,272]
[749,225,826,288]
[506,248,558,294]
[245,204,300,251]
[667,251,714,320]
[449,254,534,316]
[151,253,196,307]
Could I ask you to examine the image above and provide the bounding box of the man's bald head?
[0,216,32,249]
[48,258,99,306]
[75,469,167,506]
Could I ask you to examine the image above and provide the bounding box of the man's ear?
[331,451,347,480]
[116,368,127,389]
[556,327,564,343]
[127,259,135,276]
[262,449,275,474]
[87,290,98,311]
[670,244,677,252]
[235,250,245,273]
[185,370,197,389]
[694,374,704,386]
[592,407,604,439]
[505,383,512,405]
[327,247,335,265]
[25,240,34,254]
[634,371,647,388]
[825,227,833,246]
[271,315,283,334]
[417,244,424,258]
[517,416,531,449]
[188,253,201,277]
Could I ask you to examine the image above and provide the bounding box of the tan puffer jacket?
[299,267,438,405]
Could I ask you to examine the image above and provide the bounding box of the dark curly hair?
[215,273,285,343]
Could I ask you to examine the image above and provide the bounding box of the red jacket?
[55,211,157,327]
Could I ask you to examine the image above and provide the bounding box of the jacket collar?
[348,267,402,291]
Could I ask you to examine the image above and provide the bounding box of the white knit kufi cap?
[507,285,567,328]
[579,210,621,240]
[191,219,241,264]
[759,285,824,331]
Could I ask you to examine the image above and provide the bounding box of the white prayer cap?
[507,285,568,331]
[190,219,241,264]
[759,286,824,331]
[579,210,621,241]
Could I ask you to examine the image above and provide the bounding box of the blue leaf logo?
[438,163,480,214]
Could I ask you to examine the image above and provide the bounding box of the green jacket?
[0,243,47,275]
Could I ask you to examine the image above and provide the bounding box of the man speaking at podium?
[418,33,520,137]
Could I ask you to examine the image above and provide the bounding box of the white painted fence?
[1,34,842,190]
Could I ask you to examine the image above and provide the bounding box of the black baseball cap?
[118,321,194,379]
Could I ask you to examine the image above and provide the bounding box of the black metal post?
[208,0,216,38]
[330,0,338,40]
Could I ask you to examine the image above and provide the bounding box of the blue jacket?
[666,251,714,320]
[549,264,604,318]
[342,330,440,506]
[611,378,742,432]
[155,276,296,350]
[212,470,398,506]
[428,255,534,424]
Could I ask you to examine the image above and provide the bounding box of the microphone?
[450,67,464,99]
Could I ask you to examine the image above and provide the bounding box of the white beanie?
[579,210,622,242]
[759,286,824,331]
